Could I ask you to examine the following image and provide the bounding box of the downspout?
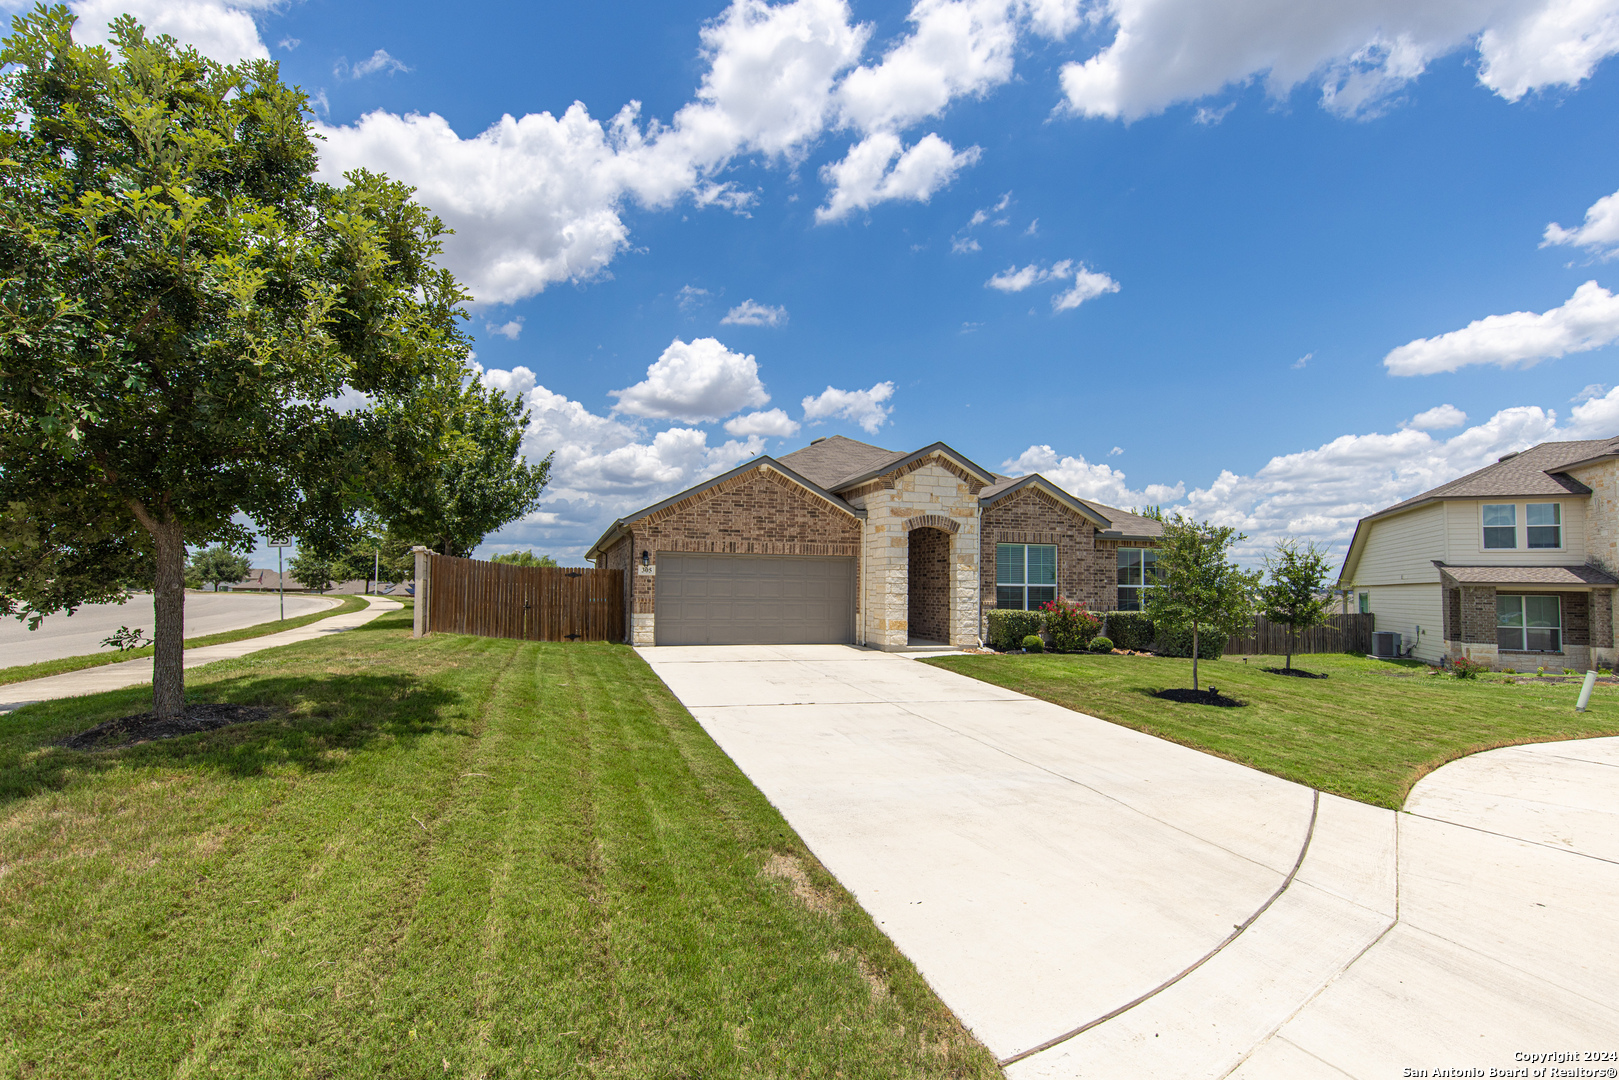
[976,497,984,648]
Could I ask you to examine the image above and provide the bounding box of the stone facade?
[601,464,863,645]
[907,527,951,643]
[842,456,982,649]
[1569,459,1619,578]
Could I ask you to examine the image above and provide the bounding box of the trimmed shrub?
[987,609,1044,651]
[1041,598,1101,652]
[1021,635,1045,653]
[1151,623,1226,660]
[1089,636,1114,653]
[1099,611,1155,651]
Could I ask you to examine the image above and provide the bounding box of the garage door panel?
[656,553,856,645]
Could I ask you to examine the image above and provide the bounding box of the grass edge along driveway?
[924,651,1619,809]
[0,594,371,688]
[0,609,999,1079]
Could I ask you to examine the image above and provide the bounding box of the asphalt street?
[0,591,334,669]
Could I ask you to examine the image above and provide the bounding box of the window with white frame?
[996,543,1056,610]
[1526,503,1562,549]
[1496,594,1561,652]
[1117,548,1164,611]
[1482,504,1517,549]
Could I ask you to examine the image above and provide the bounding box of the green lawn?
[923,651,1619,809]
[0,594,371,688]
[0,609,996,1079]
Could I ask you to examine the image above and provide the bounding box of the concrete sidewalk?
[0,595,402,714]
[638,644,1618,1078]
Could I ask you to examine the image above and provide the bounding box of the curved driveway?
[639,645,1619,1078]
[0,592,335,669]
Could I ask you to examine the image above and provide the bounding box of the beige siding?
[1361,584,1446,662]
[1441,497,1588,565]
[1352,504,1446,585]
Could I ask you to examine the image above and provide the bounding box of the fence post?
[412,546,430,638]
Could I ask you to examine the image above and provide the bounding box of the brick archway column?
[903,514,960,534]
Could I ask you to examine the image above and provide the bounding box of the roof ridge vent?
[810,436,828,445]
[1497,451,1520,462]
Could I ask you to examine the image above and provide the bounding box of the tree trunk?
[134,508,187,719]
[1192,623,1200,691]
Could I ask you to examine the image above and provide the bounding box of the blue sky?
[30,0,1619,566]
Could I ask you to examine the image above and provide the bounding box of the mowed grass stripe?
[0,613,998,1078]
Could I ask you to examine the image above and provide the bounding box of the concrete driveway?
[639,645,1619,1078]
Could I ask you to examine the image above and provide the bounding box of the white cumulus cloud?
[802,381,895,432]
[986,259,1120,310]
[1383,280,1619,375]
[610,337,771,423]
[725,408,803,437]
[67,0,272,63]
[1544,186,1619,257]
[1058,0,1619,123]
[815,132,981,222]
[1003,384,1619,566]
[1402,403,1468,430]
[337,48,411,79]
[485,317,524,341]
[721,299,789,326]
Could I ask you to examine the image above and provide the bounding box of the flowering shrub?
[1452,656,1488,679]
[1040,598,1102,653]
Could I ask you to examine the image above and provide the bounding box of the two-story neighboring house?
[1337,436,1619,671]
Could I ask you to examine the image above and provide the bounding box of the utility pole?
[373,547,379,595]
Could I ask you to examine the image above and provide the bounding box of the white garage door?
[655,553,856,646]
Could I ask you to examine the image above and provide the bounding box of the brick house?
[1337,436,1619,671]
[586,435,1163,648]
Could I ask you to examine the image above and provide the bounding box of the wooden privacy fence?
[1224,613,1374,656]
[418,552,624,642]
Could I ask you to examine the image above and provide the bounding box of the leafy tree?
[1260,539,1333,673]
[0,9,473,718]
[373,378,551,557]
[287,551,334,594]
[1144,514,1261,692]
[187,545,251,591]
[491,549,558,568]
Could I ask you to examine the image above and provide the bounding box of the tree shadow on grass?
[0,671,463,809]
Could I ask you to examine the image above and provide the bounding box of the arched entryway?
[907,526,951,644]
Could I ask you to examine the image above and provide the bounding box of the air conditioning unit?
[1372,631,1401,658]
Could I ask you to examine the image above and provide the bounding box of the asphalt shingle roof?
[777,436,907,490]
[1435,562,1619,587]
[1377,437,1619,517]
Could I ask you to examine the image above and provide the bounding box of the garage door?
[655,553,856,646]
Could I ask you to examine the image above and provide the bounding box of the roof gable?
[776,436,898,490]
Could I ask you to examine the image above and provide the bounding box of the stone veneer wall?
[908,527,951,642]
[842,456,981,649]
[1569,459,1618,578]
[596,465,863,646]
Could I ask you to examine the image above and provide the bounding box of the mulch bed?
[58,703,272,751]
[1262,667,1329,679]
[1153,688,1246,708]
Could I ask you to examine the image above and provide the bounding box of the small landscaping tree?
[1144,514,1261,692]
[1260,539,1333,674]
[187,546,251,592]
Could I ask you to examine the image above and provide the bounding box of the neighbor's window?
[1482,504,1517,549]
[1526,503,1561,549]
[1496,594,1561,652]
[996,543,1056,610]
[1117,549,1164,611]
